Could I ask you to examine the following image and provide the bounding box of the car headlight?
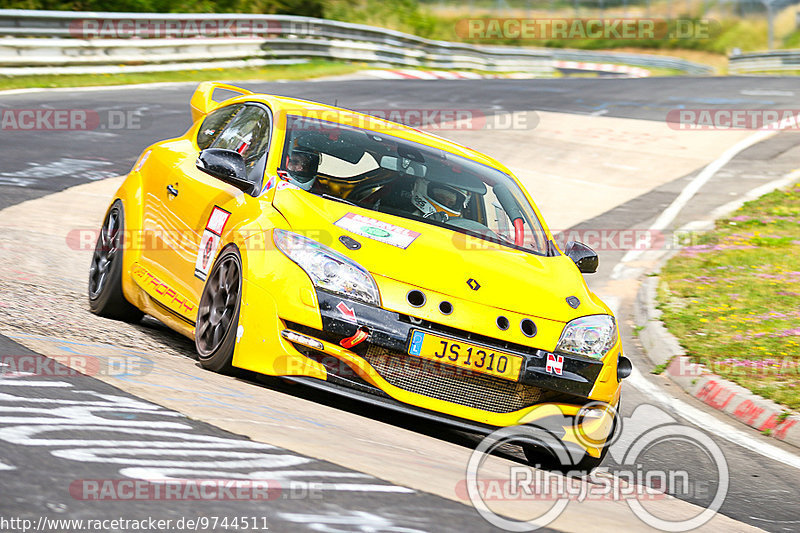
[273,229,380,306]
[555,315,617,360]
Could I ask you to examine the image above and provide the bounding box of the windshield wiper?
[322,194,359,207]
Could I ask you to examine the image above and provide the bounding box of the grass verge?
[658,182,800,410]
[0,61,365,91]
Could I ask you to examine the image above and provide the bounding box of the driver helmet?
[411,178,471,220]
[284,149,319,191]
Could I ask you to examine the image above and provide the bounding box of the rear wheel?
[88,200,143,322]
[195,246,242,373]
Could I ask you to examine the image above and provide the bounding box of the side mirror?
[564,241,598,274]
[196,148,254,194]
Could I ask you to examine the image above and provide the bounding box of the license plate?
[408,330,523,381]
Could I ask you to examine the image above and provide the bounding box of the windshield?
[279,115,551,256]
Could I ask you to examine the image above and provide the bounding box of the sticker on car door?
[194,206,231,281]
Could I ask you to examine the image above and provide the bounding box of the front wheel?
[523,402,620,474]
[195,246,243,374]
[88,200,143,323]
[523,441,610,474]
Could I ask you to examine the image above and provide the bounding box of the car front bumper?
[232,275,624,456]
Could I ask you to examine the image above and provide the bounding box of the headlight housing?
[273,229,380,306]
[555,315,617,360]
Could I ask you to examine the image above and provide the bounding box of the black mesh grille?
[364,345,564,413]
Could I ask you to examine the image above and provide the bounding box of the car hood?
[273,189,605,323]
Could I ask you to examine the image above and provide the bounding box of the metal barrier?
[729,49,800,73]
[0,9,714,77]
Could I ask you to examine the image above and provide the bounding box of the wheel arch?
[109,173,145,308]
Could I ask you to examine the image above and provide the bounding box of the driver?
[411,178,471,222]
[283,149,320,191]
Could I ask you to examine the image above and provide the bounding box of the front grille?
[364,345,564,413]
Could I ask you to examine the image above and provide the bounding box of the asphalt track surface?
[1,76,800,532]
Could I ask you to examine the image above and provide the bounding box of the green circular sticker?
[361,226,391,238]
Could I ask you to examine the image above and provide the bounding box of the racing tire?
[195,245,242,374]
[523,401,620,475]
[523,431,611,475]
[88,200,144,323]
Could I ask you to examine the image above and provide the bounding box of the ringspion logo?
[464,404,729,531]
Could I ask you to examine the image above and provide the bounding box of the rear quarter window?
[197,104,243,150]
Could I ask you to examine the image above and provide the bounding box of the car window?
[210,105,272,185]
[197,104,242,150]
[281,115,549,256]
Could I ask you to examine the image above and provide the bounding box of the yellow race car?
[89,82,631,471]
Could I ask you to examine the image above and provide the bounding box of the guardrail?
[729,49,800,74]
[549,49,712,75]
[0,9,714,77]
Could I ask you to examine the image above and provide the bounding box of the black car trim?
[311,290,604,398]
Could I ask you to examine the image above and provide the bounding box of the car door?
[139,103,242,273]
[167,103,274,310]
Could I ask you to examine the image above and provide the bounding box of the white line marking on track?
[610,169,800,281]
[0,81,199,97]
[740,89,794,96]
[706,168,800,221]
[628,367,800,470]
[0,459,16,470]
[0,379,71,387]
[620,112,800,264]
[295,483,416,492]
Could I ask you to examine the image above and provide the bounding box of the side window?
[210,105,272,185]
[197,104,242,150]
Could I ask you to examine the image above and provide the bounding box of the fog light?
[578,407,606,419]
[281,330,324,351]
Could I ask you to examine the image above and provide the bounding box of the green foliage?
[657,183,800,410]
[652,362,668,375]
[324,0,447,39]
[0,0,324,16]
[0,60,362,89]
[4,0,790,55]
[783,29,800,49]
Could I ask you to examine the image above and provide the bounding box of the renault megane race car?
[89,82,631,470]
